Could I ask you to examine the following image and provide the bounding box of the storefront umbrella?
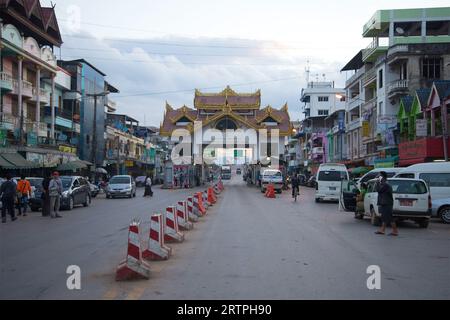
[349,167,371,176]
[95,168,108,174]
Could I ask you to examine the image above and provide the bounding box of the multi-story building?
[342,7,450,168]
[0,0,83,169]
[105,113,155,176]
[300,81,345,173]
[59,59,119,168]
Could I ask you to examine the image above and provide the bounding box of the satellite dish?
[396,27,405,35]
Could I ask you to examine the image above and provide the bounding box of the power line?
[60,55,305,67]
[113,76,303,98]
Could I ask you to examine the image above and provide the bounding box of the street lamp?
[86,90,110,168]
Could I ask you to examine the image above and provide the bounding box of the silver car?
[106,175,136,199]
[432,198,450,224]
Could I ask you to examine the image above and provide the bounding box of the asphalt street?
[1,175,449,300]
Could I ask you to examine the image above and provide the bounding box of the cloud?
[60,32,347,126]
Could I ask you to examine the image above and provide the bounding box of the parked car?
[89,182,100,198]
[306,176,317,188]
[395,163,450,219]
[60,176,92,210]
[261,169,283,194]
[106,175,136,199]
[431,197,450,224]
[363,178,432,228]
[135,176,147,188]
[315,163,349,202]
[27,178,44,212]
[236,168,242,175]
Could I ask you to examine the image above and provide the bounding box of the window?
[396,173,415,179]
[378,69,383,89]
[318,171,348,181]
[390,180,428,194]
[318,110,329,116]
[318,96,329,102]
[400,62,407,80]
[340,96,346,102]
[419,173,450,187]
[422,58,441,79]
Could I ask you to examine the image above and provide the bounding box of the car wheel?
[418,219,430,229]
[133,192,136,198]
[439,206,450,224]
[106,194,111,199]
[68,197,74,211]
[83,195,90,207]
[370,207,381,226]
[315,198,320,203]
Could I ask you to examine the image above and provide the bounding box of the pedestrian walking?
[48,172,63,219]
[375,171,399,236]
[1,173,18,223]
[144,175,153,197]
[41,173,51,217]
[16,175,31,217]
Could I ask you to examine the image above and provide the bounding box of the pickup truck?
[261,169,283,194]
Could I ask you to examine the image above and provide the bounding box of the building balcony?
[346,118,363,132]
[11,79,33,98]
[347,95,362,112]
[362,38,388,63]
[30,88,49,104]
[345,68,365,88]
[388,79,409,99]
[0,72,13,91]
[0,114,18,130]
[362,67,377,87]
[362,97,377,113]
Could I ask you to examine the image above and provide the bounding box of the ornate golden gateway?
[160,86,293,137]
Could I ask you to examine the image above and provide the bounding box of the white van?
[395,162,450,220]
[315,163,349,202]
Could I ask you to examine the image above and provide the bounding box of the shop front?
[399,137,450,167]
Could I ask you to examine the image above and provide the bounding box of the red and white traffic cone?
[164,206,184,243]
[142,214,171,261]
[208,187,217,204]
[187,196,199,221]
[116,220,151,281]
[177,201,193,231]
[194,192,207,216]
[214,184,221,195]
[203,191,211,208]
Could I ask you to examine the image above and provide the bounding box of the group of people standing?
[1,171,63,224]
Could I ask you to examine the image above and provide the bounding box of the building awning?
[0,153,39,169]
[56,161,87,172]
[0,155,15,169]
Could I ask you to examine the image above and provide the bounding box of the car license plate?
[329,187,336,191]
[399,199,414,207]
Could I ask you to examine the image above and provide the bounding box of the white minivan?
[395,162,450,222]
[315,163,349,202]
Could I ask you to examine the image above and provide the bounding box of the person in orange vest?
[16,175,32,217]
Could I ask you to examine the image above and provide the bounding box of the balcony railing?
[345,68,365,88]
[347,95,362,111]
[388,79,409,96]
[12,79,33,97]
[346,118,363,132]
[0,114,19,130]
[31,88,49,104]
[0,72,13,91]
[362,97,377,112]
[362,67,377,86]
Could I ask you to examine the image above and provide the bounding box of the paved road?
[1,176,449,299]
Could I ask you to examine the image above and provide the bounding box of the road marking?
[125,285,147,300]
[103,286,119,300]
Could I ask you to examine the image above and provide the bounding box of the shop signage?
[416,120,427,137]
[362,121,370,137]
[125,160,134,167]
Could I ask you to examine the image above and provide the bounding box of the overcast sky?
[41,0,450,125]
